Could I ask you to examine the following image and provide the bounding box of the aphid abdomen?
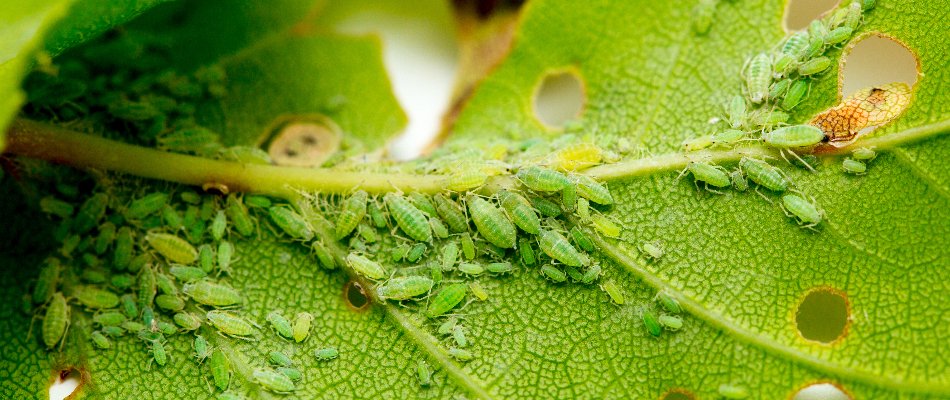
[336,190,368,239]
[384,193,432,242]
[467,195,517,249]
[499,191,541,235]
[538,230,585,267]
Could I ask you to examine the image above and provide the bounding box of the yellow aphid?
[811,82,912,145]
[553,143,603,171]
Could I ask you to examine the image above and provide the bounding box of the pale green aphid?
[442,170,488,192]
[573,175,614,205]
[127,192,168,220]
[102,325,125,338]
[145,232,198,264]
[120,294,137,319]
[725,95,747,129]
[182,280,242,307]
[315,347,339,360]
[206,310,256,339]
[729,170,748,192]
[417,360,432,387]
[487,261,514,274]
[391,243,410,262]
[174,312,202,331]
[75,285,120,309]
[429,218,449,239]
[769,78,791,99]
[458,262,485,276]
[121,321,145,333]
[657,292,682,314]
[712,129,745,145]
[852,147,876,161]
[267,311,293,339]
[575,197,590,221]
[253,368,295,393]
[155,294,185,312]
[32,259,60,304]
[781,194,823,227]
[157,320,178,335]
[798,56,832,76]
[771,54,794,79]
[739,157,789,192]
[91,331,111,349]
[842,158,867,174]
[244,195,271,208]
[745,52,772,103]
[180,191,201,205]
[438,317,458,335]
[226,196,255,237]
[581,263,602,284]
[142,306,156,330]
[659,315,684,331]
[681,135,714,152]
[40,196,74,219]
[782,31,809,58]
[93,311,126,327]
[42,293,69,349]
[763,125,825,148]
[590,214,621,238]
[516,166,571,192]
[467,195,517,249]
[460,233,476,260]
[346,253,386,280]
[209,349,231,391]
[470,282,489,301]
[433,194,468,233]
[59,234,80,257]
[448,347,473,361]
[565,266,584,282]
[194,335,212,363]
[691,0,716,35]
[684,162,731,188]
[452,325,468,347]
[430,262,444,283]
[112,227,133,270]
[407,243,427,263]
[540,265,567,283]
[519,238,537,266]
[539,230,585,267]
[94,222,116,255]
[269,351,293,367]
[198,244,214,273]
[169,265,207,282]
[409,192,438,216]
[218,241,234,272]
[441,242,459,270]
[600,281,624,305]
[155,272,178,295]
[73,193,108,234]
[570,227,595,252]
[110,274,134,290]
[210,210,227,241]
[151,340,168,367]
[293,312,313,343]
[268,206,313,240]
[748,109,789,129]
[81,268,106,284]
[278,367,302,382]
[377,276,435,300]
[384,193,432,242]
[312,241,337,270]
[718,383,750,399]
[642,310,662,337]
[825,26,853,45]
[499,190,541,235]
[781,80,809,110]
[336,190,368,239]
[529,195,562,218]
[561,183,577,212]
[426,283,467,318]
[641,241,664,260]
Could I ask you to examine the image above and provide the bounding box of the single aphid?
[570,227,595,252]
[519,238,537,266]
[182,280,242,307]
[850,0,868,26]
[769,78,791,100]
[417,360,432,387]
[266,311,294,339]
[193,335,212,363]
[253,368,295,393]
[312,241,337,270]
[781,80,809,110]
[426,284,467,318]
[448,347,473,361]
[42,293,69,349]
[156,320,178,335]
[72,193,108,234]
[109,273,134,290]
[440,242,459,270]
[384,193,432,242]
[641,241,664,260]
[407,243,427,263]
[656,292,683,314]
[293,312,314,343]
[684,162,731,188]
[798,56,832,76]
[729,170,749,192]
[141,306,156,331]
[682,135,714,152]
[315,347,339,360]
[825,26,853,46]
[346,253,386,280]
[718,384,750,399]
[529,196,562,218]
[745,53,772,104]
[498,191,541,235]
[120,321,145,333]
[174,312,202,331]
[470,282,489,301]
[93,311,127,327]
[244,195,272,208]
[367,201,388,229]
[81,268,106,284]
[553,143,603,171]
[93,222,116,255]
[642,310,662,337]
[460,233,476,260]
[748,109,790,129]
[119,294,137,319]
[590,214,621,238]
[600,281,624,305]
[155,272,178,295]
[540,265,567,283]
[225,196,255,237]
[573,175,614,205]
[538,230,585,267]
[209,350,231,391]
[739,157,789,192]
[215,241,234,273]
[576,197,590,220]
[269,350,293,367]
[725,95,747,129]
[565,266,584,282]
[516,166,571,192]
[712,129,746,146]
[151,341,168,367]
[210,210,227,241]
[155,294,185,312]
[197,244,214,274]
[75,286,120,309]
[32,259,60,304]
[842,158,867,175]
[91,331,111,349]
[145,232,198,264]
[852,147,876,161]
[782,31,809,57]
[377,276,435,300]
[169,265,207,282]
[39,196,74,219]
[59,234,80,257]
[206,310,256,339]
[432,194,468,233]
[429,218,449,239]
[102,325,126,338]
[486,261,514,274]
[127,192,169,220]
[561,183,577,212]
[781,194,823,227]
[467,195,517,249]
[581,263,602,284]
[442,171,488,192]
[408,192,438,216]
[268,206,313,240]
[458,262,485,276]
[278,367,302,382]
[691,0,717,35]
[659,315,684,331]
[763,125,825,149]
[336,190,368,239]
[451,325,469,347]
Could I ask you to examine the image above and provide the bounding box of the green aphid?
[162,205,183,231]
[180,191,201,205]
[529,195,562,218]
[141,306,156,330]
[293,312,313,343]
[269,351,293,367]
[145,232,197,264]
[452,325,468,347]
[312,241,337,270]
[691,0,716,35]
[101,325,125,338]
[157,127,220,155]
[572,175,614,205]
[91,331,111,349]
[684,162,730,189]
[729,170,748,192]
[565,266,584,282]
[183,206,205,242]
[748,109,789,129]
[217,241,234,272]
[487,261,514,274]
[156,272,178,295]
[42,293,69,349]
[570,226,595,252]
[210,210,227,241]
[417,360,432,387]
[127,193,168,220]
[407,243,427,263]
[93,311,126,327]
[518,238,537,266]
[356,223,377,243]
[581,263,602,284]
[206,310,256,339]
[336,190,368,239]
[156,320,178,335]
[851,0,869,24]
[266,311,293,339]
[426,283,467,318]
[438,317,458,335]
[499,190,541,235]
[642,310,662,337]
[429,218,449,239]
[601,281,624,305]
[852,147,876,161]
[781,194,823,227]
[576,198,590,221]
[268,206,313,240]
[220,146,271,164]
[467,195,517,249]
[278,367,302,382]
[441,242,459,270]
[390,243,410,262]
[470,282,489,301]
[430,262,444,283]
[540,265,567,283]
[384,193,432,242]
[772,55,794,78]
[763,125,825,149]
[120,294,138,319]
[409,192,437,216]
[32,259,60,304]
[346,253,386,280]
[121,320,144,333]
[725,95,747,129]
[244,195,272,208]
[59,234,80,257]
[798,56,832,76]
[193,335,212,363]
[718,384,749,399]
[782,31,809,57]
[209,350,231,391]
[74,285,120,309]
[81,254,102,270]
[174,312,202,331]
[659,314,683,331]
[657,292,682,314]
[225,196,255,237]
[712,129,746,146]
[155,294,185,312]
[739,157,789,192]
[183,280,242,307]
[842,158,867,175]
[781,80,809,110]
[198,244,214,273]
[560,183,577,212]
[109,99,160,121]
[315,347,339,360]
[641,241,664,260]
[744,52,772,103]
[769,78,791,100]
[169,265,207,282]
[517,166,571,192]
[458,262,485,276]
[539,230,585,267]
[825,26,853,46]
[40,196,74,219]
[377,276,434,300]
[367,201,388,229]
[448,347,473,361]
[460,233,476,260]
[73,193,108,234]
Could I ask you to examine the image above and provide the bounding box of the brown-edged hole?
[344,280,371,311]
[783,0,838,30]
[795,287,849,343]
[50,368,81,400]
[791,382,851,400]
[841,35,918,96]
[661,388,696,400]
[532,70,585,129]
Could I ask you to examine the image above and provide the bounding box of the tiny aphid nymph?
[315,347,339,360]
[842,158,867,175]
[781,194,823,227]
[267,311,293,340]
[516,166,571,192]
[293,312,314,343]
[253,368,295,393]
[600,281,624,305]
[684,162,731,189]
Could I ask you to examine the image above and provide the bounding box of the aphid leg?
[753,187,774,204]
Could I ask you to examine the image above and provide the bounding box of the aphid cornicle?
[467,195,517,249]
[516,166,571,192]
[293,312,313,343]
[315,347,339,360]
[42,292,69,349]
[384,193,432,242]
[573,175,614,205]
[763,125,825,149]
[206,310,256,339]
[426,283,467,318]
[739,157,789,192]
[377,276,435,300]
[498,190,541,235]
[346,253,386,280]
[781,194,823,226]
[209,349,231,390]
[433,194,468,233]
[842,158,867,174]
[145,232,198,264]
[267,311,293,339]
[336,190,368,239]
[745,53,772,103]
[254,368,295,393]
[268,206,313,240]
[182,280,242,307]
[538,229,585,267]
[685,162,731,188]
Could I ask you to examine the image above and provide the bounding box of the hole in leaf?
[344,280,371,311]
[662,388,696,400]
[792,382,852,400]
[841,35,918,97]
[532,69,586,129]
[260,115,342,168]
[49,368,81,400]
[795,287,850,344]
[783,0,838,30]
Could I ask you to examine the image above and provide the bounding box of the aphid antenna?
[752,187,775,204]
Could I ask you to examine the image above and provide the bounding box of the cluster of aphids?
[679,0,879,229]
